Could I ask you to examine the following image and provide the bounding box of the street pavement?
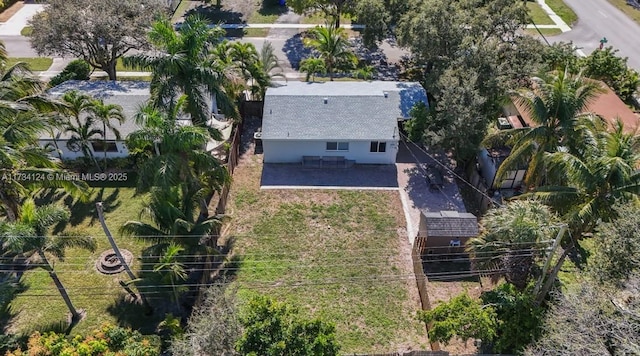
[553,0,640,70]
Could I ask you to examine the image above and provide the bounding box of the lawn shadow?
[185,4,245,24]
[283,33,313,70]
[106,294,165,334]
[259,0,288,17]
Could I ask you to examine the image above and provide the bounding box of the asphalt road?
[1,35,37,57]
[553,0,640,70]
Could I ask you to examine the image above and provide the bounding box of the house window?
[370,141,386,152]
[91,141,119,153]
[326,142,349,151]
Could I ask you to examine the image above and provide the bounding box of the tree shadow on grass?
[283,33,313,69]
[106,294,166,334]
[185,4,245,24]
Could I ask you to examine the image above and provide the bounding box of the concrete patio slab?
[260,163,399,190]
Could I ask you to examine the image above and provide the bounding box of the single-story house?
[40,80,232,160]
[41,80,151,160]
[260,81,428,165]
[416,210,479,252]
[479,80,638,190]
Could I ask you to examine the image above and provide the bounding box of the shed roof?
[261,81,428,140]
[43,80,151,140]
[513,81,639,133]
[422,211,479,238]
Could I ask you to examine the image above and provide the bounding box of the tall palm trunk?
[39,251,81,321]
[0,189,18,221]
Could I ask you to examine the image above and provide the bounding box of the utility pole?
[533,224,567,297]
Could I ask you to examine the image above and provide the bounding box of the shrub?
[5,324,161,356]
[49,59,91,87]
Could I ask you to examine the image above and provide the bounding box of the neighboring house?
[41,80,151,160]
[40,80,232,160]
[479,80,639,190]
[416,210,479,251]
[260,81,428,165]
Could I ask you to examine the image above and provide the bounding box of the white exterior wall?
[39,140,129,160]
[263,139,398,164]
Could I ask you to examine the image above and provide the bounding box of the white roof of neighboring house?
[261,81,428,141]
[43,80,151,140]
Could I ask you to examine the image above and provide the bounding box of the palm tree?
[126,102,229,217]
[353,63,375,80]
[63,112,104,171]
[524,118,640,235]
[253,41,286,98]
[0,43,86,221]
[0,199,96,323]
[123,15,237,125]
[303,24,357,81]
[484,69,603,187]
[153,244,188,313]
[299,57,327,82]
[88,99,125,171]
[121,186,223,251]
[467,200,558,290]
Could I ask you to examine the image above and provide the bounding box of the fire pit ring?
[96,249,133,275]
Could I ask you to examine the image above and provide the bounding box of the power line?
[399,132,504,207]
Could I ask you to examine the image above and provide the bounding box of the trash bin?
[279,0,286,6]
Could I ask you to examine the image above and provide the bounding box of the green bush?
[49,59,91,87]
[5,323,161,356]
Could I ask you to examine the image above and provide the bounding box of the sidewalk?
[0,3,43,36]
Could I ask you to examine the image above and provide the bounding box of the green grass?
[526,2,555,25]
[546,0,578,25]
[525,27,563,36]
[226,156,429,353]
[607,0,640,25]
[115,58,145,72]
[6,57,53,71]
[7,188,161,336]
[20,26,32,36]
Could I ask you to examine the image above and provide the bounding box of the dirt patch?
[0,1,24,23]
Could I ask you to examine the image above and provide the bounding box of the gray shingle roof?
[43,80,151,140]
[422,211,479,238]
[261,81,428,140]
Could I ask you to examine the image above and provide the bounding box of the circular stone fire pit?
[96,249,133,275]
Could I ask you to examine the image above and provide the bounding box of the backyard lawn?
[225,152,429,353]
[526,2,555,25]
[6,188,162,336]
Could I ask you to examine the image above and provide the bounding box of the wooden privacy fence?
[412,236,441,352]
[465,164,493,214]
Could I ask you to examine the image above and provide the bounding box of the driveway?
[396,140,466,244]
[0,4,43,36]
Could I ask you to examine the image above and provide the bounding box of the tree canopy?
[29,0,166,80]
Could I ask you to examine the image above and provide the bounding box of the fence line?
[412,236,441,352]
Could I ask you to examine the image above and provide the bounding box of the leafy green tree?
[87,99,125,170]
[481,283,545,354]
[467,200,558,290]
[236,295,340,356]
[485,70,602,187]
[403,101,429,143]
[590,204,640,286]
[580,47,639,103]
[303,24,357,81]
[352,63,374,80]
[299,57,326,82]
[29,0,165,80]
[48,59,91,87]
[289,0,353,27]
[417,293,497,346]
[123,15,237,125]
[541,42,580,73]
[0,199,96,323]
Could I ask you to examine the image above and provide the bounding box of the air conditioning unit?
[497,117,512,130]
